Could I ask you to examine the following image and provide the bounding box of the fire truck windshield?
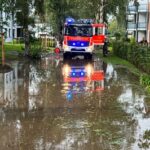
[64,25,93,37]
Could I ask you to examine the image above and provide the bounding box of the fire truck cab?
[63,18,107,59]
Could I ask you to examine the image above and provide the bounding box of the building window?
[9,29,11,37]
[17,28,23,37]
[13,29,15,38]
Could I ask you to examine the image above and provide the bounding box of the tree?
[4,0,17,41]
[45,0,128,43]
[14,0,33,55]
[15,0,45,56]
[47,0,78,40]
[75,0,128,24]
[0,0,4,33]
[0,0,8,34]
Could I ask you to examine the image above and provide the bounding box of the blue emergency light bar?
[65,17,94,25]
[77,19,94,24]
[65,17,75,25]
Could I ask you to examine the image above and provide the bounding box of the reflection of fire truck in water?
[63,18,107,59]
[61,59,105,100]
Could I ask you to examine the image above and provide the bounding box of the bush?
[130,37,136,45]
[140,75,150,92]
[113,41,129,60]
[112,40,150,74]
[114,32,121,40]
[0,38,2,45]
[29,40,42,59]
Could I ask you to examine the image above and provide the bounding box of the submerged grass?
[98,52,141,76]
[98,52,150,94]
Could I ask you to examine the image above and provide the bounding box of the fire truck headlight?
[87,46,93,52]
[62,64,71,76]
[63,45,70,51]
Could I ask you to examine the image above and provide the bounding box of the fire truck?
[62,18,107,59]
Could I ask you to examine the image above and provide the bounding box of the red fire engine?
[62,18,107,59]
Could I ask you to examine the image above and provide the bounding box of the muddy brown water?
[0,54,150,150]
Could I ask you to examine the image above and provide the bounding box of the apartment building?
[126,0,150,43]
[0,11,51,42]
[0,11,23,42]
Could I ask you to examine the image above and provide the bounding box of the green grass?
[4,43,24,51]
[0,43,24,60]
[47,47,55,51]
[0,42,55,60]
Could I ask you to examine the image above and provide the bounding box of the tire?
[84,53,92,60]
[63,52,71,60]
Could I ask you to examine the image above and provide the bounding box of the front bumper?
[63,45,94,53]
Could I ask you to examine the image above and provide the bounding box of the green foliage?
[138,130,150,149]
[130,37,136,45]
[112,39,150,92]
[114,32,121,40]
[0,43,24,59]
[113,41,130,60]
[0,43,24,51]
[93,129,110,137]
[29,40,42,59]
[108,19,118,36]
[140,75,150,92]
[47,0,128,35]
[29,46,42,59]
[75,0,128,24]
[47,0,78,36]
[12,38,24,44]
[112,40,150,74]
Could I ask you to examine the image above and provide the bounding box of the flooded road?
[0,54,150,150]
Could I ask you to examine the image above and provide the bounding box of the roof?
[65,23,92,27]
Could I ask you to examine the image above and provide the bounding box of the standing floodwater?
[0,54,150,150]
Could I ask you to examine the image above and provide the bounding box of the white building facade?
[0,11,23,42]
[126,0,150,43]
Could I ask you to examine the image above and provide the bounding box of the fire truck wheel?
[84,53,92,60]
[63,52,70,60]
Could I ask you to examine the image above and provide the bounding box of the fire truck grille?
[71,48,85,52]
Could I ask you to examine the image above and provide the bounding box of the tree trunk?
[99,0,104,23]
[95,0,104,23]
[24,28,30,56]
[0,10,3,34]
[10,12,14,42]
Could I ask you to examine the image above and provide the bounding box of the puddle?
[0,54,149,150]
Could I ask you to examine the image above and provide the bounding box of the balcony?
[138,22,147,30]
[127,22,147,30]
[127,15,135,22]
[127,23,136,30]
[138,4,148,12]
[127,6,136,13]
[127,4,148,13]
